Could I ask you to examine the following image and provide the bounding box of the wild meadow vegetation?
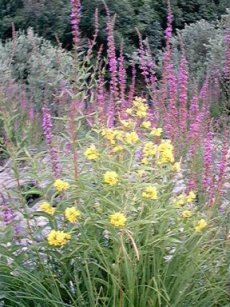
[0,0,230,306]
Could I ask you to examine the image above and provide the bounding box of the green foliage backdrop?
[0,0,229,53]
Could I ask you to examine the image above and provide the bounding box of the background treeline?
[0,0,229,53]
[0,0,229,117]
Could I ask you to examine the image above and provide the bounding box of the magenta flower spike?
[70,0,81,48]
[224,26,230,80]
[178,44,189,135]
[118,41,127,119]
[128,56,136,108]
[202,130,213,190]
[42,106,61,178]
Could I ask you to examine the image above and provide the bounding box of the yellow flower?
[136,107,148,118]
[126,108,133,116]
[186,191,196,203]
[141,121,151,129]
[101,128,116,144]
[47,230,71,247]
[157,140,175,164]
[132,97,148,118]
[150,128,163,137]
[112,145,124,153]
[142,186,158,200]
[172,162,181,172]
[133,96,146,107]
[114,130,124,141]
[174,194,186,207]
[103,171,119,186]
[141,157,149,165]
[40,202,55,215]
[143,142,157,157]
[121,119,135,129]
[194,219,207,232]
[65,207,81,223]
[181,210,192,218]
[125,132,139,145]
[84,144,100,161]
[110,212,127,227]
[54,179,70,192]
[101,129,124,144]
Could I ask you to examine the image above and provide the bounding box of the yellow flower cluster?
[141,139,178,167]
[174,191,196,207]
[194,219,207,232]
[142,186,158,200]
[157,140,175,164]
[150,127,162,137]
[40,202,55,215]
[172,162,181,173]
[101,129,124,145]
[47,230,71,247]
[125,131,139,145]
[84,144,100,161]
[143,142,157,157]
[54,179,70,192]
[103,171,119,186]
[121,119,135,130]
[112,145,123,153]
[141,121,151,129]
[101,128,117,144]
[110,212,127,228]
[181,210,192,218]
[186,191,196,203]
[126,97,148,118]
[65,207,81,223]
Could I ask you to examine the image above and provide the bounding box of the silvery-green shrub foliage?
[0,29,73,109]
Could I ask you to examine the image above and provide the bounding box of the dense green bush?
[170,10,230,115]
[0,29,73,109]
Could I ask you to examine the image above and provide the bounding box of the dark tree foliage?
[0,0,71,44]
[0,0,229,53]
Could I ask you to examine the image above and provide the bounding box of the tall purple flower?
[20,89,27,111]
[104,3,118,97]
[178,44,189,134]
[164,0,173,42]
[146,41,157,95]
[103,2,119,124]
[0,193,14,225]
[42,106,61,178]
[215,130,229,202]
[0,193,21,243]
[161,1,178,141]
[107,96,115,128]
[224,26,230,80]
[137,30,149,86]
[87,9,99,57]
[199,75,209,104]
[202,130,213,190]
[188,93,199,125]
[128,56,136,108]
[166,62,178,141]
[188,88,204,146]
[97,68,106,126]
[118,41,127,118]
[71,0,81,47]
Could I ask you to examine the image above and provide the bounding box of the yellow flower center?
[110,212,127,227]
[103,171,119,186]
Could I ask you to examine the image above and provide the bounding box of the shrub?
[0,29,73,110]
